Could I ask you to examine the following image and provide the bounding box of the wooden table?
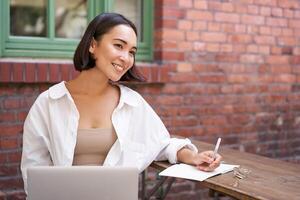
[149,140,300,200]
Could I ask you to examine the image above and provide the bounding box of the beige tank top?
[72,128,117,165]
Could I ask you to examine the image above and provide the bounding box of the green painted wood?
[48,0,55,39]
[0,0,3,57]
[140,0,153,61]
[1,0,153,60]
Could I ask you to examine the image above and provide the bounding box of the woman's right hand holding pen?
[177,148,222,172]
[192,151,222,172]
[178,136,222,172]
[194,138,222,171]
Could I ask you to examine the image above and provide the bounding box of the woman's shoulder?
[118,84,146,106]
[34,82,67,105]
[118,85,159,115]
[119,84,141,97]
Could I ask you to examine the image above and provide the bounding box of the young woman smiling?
[21,13,222,194]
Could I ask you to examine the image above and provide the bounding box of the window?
[0,0,153,61]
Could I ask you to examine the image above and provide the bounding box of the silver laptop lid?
[27,166,139,200]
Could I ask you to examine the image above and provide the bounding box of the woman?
[21,13,221,193]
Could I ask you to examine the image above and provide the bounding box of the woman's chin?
[109,76,122,82]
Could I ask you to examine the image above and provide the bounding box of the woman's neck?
[67,68,112,96]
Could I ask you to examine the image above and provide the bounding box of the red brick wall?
[151,0,300,158]
[147,0,300,198]
[1,0,300,199]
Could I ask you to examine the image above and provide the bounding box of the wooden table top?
[152,140,300,200]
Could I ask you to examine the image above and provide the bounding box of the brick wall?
[151,0,300,157]
[1,0,300,199]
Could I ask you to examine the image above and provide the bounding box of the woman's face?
[89,24,137,82]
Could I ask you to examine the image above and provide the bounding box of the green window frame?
[0,0,153,61]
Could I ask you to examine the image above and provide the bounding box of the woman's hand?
[192,150,222,172]
[177,148,222,172]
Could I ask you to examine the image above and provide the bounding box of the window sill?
[0,58,171,84]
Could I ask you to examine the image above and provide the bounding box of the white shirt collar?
[48,81,69,99]
[48,81,139,107]
[118,85,139,107]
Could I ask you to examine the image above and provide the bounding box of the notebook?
[159,163,239,181]
[27,166,139,200]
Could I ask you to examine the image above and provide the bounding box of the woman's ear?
[89,38,97,54]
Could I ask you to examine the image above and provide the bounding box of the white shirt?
[21,81,197,193]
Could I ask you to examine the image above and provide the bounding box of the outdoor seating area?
[0,0,300,199]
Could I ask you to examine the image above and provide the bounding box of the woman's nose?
[119,51,130,62]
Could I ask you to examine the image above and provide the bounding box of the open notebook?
[159,163,239,181]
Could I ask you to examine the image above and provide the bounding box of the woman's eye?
[114,44,123,49]
[129,51,136,56]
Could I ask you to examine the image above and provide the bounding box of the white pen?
[213,137,222,160]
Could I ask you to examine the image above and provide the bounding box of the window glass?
[112,0,143,41]
[10,0,47,37]
[3,0,152,60]
[55,0,87,39]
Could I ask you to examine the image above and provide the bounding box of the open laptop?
[27,166,139,200]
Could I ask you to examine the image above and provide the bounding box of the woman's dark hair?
[73,12,145,82]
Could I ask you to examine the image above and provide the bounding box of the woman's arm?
[21,100,52,194]
[177,147,222,171]
[134,92,222,171]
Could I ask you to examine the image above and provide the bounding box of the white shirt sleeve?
[21,96,53,194]
[155,138,198,164]
[138,96,198,164]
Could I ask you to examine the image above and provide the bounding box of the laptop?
[27,166,139,200]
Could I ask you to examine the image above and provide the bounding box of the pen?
[213,137,221,160]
